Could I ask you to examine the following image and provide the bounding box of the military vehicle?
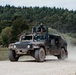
[8,24,68,62]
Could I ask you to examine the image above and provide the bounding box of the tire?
[57,48,66,60]
[34,48,45,62]
[8,50,19,62]
[65,50,68,58]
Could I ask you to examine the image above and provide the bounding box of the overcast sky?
[0,0,76,10]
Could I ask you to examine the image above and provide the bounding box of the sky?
[0,0,76,10]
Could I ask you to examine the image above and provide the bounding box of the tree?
[11,18,29,42]
[1,27,12,47]
[0,5,76,38]
[0,20,11,33]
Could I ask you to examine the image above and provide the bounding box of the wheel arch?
[40,45,46,55]
[61,46,68,58]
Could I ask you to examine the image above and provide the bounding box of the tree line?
[0,5,76,46]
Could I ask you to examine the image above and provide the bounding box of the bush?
[1,27,12,47]
[48,27,58,34]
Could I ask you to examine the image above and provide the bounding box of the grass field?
[0,48,31,61]
[0,48,9,61]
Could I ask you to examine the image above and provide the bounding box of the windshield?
[22,36,32,40]
[21,34,46,41]
[34,35,46,41]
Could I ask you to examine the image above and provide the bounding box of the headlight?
[13,45,16,48]
[27,45,30,48]
[9,44,16,49]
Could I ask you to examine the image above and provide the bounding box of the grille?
[16,45,27,49]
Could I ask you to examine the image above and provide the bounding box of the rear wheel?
[9,50,19,62]
[34,48,45,62]
[57,48,66,60]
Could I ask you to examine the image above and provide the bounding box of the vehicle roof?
[48,33,61,37]
[49,33,66,41]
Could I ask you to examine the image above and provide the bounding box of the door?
[48,35,60,55]
[48,35,56,54]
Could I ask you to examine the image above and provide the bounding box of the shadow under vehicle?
[8,24,68,62]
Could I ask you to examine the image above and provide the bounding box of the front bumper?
[15,48,31,54]
[9,48,36,55]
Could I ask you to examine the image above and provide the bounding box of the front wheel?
[57,48,66,60]
[8,50,19,62]
[34,48,45,62]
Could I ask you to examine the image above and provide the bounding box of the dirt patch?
[68,45,76,61]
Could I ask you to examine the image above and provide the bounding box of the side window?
[55,38,61,48]
[55,38,59,45]
[48,35,55,45]
[51,39,55,45]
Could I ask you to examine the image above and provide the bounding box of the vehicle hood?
[14,41,45,48]
[15,41,44,45]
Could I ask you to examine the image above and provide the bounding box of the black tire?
[57,48,66,60]
[34,48,45,62]
[9,50,19,62]
[65,50,68,58]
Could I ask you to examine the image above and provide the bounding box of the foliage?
[11,18,29,42]
[0,20,12,33]
[0,35,2,45]
[48,27,58,34]
[0,5,76,46]
[0,5,76,33]
[1,27,12,46]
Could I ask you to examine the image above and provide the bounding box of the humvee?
[8,24,68,62]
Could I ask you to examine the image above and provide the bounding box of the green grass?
[0,48,9,61]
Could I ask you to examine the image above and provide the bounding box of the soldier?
[37,23,46,32]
